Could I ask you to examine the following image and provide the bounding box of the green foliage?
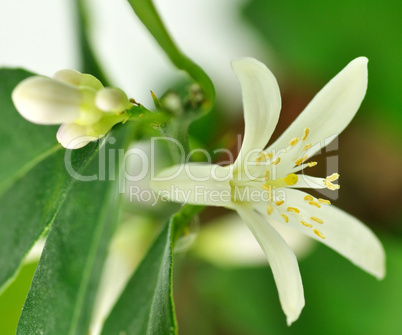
[176,234,402,334]
[102,205,202,335]
[0,69,101,293]
[17,125,130,334]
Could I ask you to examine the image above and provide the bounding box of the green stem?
[171,205,204,247]
[75,0,111,86]
[126,0,215,112]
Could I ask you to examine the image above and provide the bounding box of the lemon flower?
[152,57,385,325]
[12,69,131,149]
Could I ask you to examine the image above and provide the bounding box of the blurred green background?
[1,0,401,334]
[185,0,402,333]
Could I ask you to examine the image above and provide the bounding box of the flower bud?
[53,69,82,86]
[56,123,95,149]
[95,88,130,112]
[12,76,82,125]
[53,69,104,91]
[57,113,126,149]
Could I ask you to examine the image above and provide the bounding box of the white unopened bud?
[57,113,125,149]
[95,88,130,112]
[53,69,104,91]
[53,69,82,86]
[56,123,95,149]
[12,76,82,125]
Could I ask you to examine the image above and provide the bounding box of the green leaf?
[0,262,38,335]
[74,0,110,85]
[0,68,101,292]
[101,205,202,335]
[16,125,132,334]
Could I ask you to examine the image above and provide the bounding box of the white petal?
[53,69,82,86]
[288,174,327,189]
[95,88,130,112]
[231,58,281,171]
[268,57,368,161]
[151,164,233,207]
[12,76,82,125]
[235,205,305,325]
[57,123,97,149]
[263,188,385,279]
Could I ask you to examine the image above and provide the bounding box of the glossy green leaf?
[101,205,202,335]
[0,69,101,292]
[17,125,132,334]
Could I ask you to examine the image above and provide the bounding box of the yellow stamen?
[276,200,284,206]
[303,144,312,151]
[283,173,298,186]
[272,157,281,165]
[265,152,273,159]
[318,198,331,205]
[261,184,270,191]
[295,155,307,166]
[307,161,317,167]
[324,179,340,190]
[314,229,325,239]
[309,201,321,208]
[311,216,323,224]
[301,221,313,228]
[256,155,264,165]
[287,207,300,213]
[326,173,340,182]
[282,214,289,223]
[267,204,273,215]
[289,138,299,146]
[262,184,273,201]
[301,127,310,141]
[264,171,270,181]
[304,195,313,201]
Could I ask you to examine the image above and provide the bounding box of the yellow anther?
[295,155,307,166]
[326,173,340,182]
[318,198,331,205]
[295,158,303,166]
[272,157,281,165]
[289,138,299,146]
[276,200,284,206]
[303,144,312,151]
[282,214,289,223]
[307,161,317,167]
[265,152,273,159]
[301,221,313,228]
[256,155,264,165]
[324,179,340,190]
[264,171,270,181]
[301,127,310,141]
[311,216,324,224]
[309,201,321,208]
[261,184,270,191]
[304,195,314,201]
[314,229,325,239]
[267,204,273,215]
[287,207,300,213]
[283,173,298,186]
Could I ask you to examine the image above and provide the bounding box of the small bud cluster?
[12,69,131,149]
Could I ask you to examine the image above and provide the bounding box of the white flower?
[152,57,385,325]
[12,69,131,149]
